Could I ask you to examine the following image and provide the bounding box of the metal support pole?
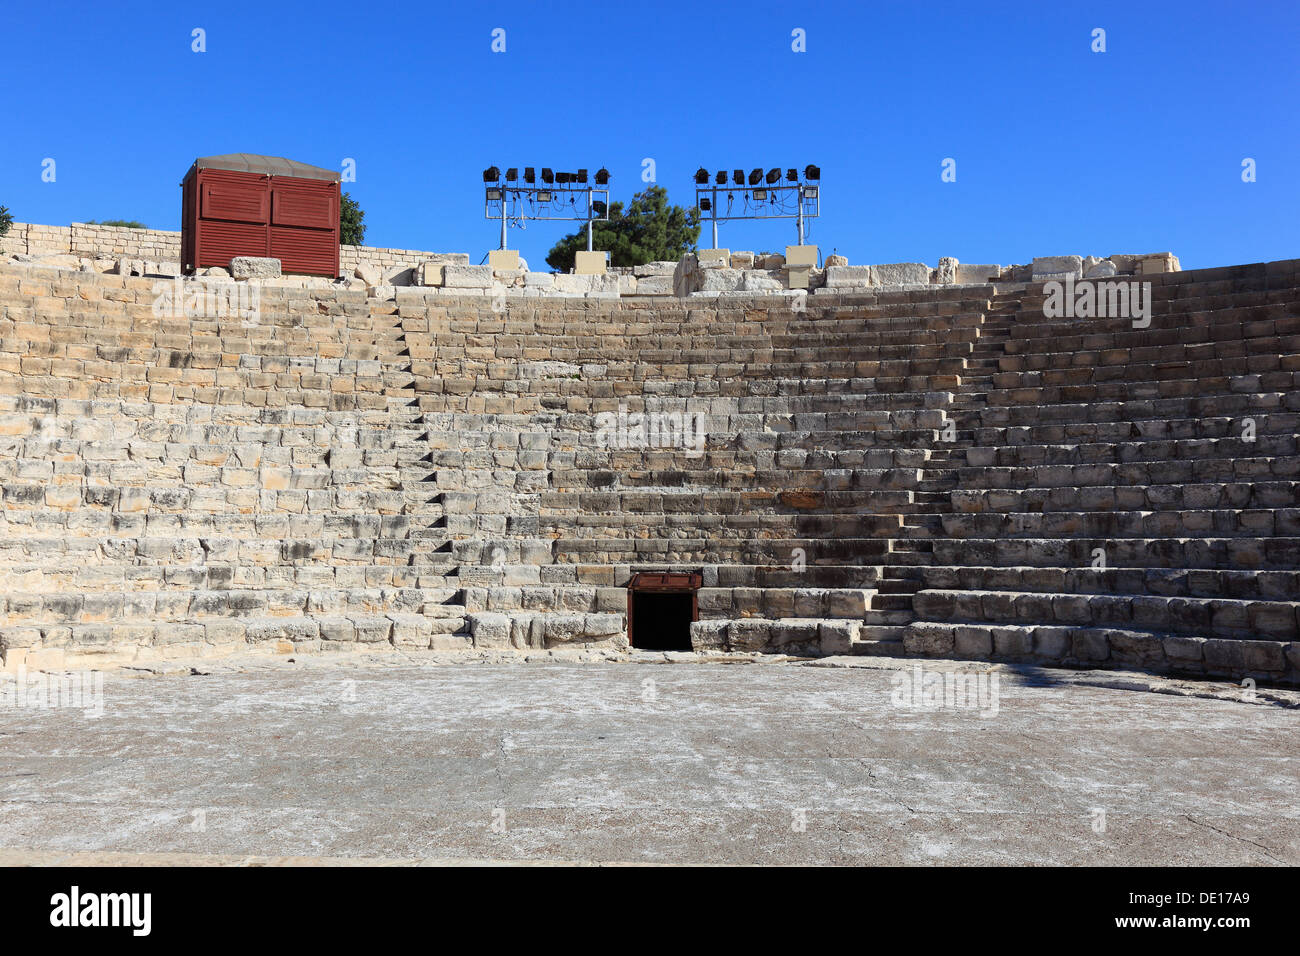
[711,186,718,249]
[586,188,593,251]
[796,186,805,247]
[499,192,507,251]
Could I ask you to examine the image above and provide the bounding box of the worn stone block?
[1032,255,1083,280]
[230,257,281,279]
[442,264,494,289]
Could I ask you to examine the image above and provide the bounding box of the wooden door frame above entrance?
[626,572,702,649]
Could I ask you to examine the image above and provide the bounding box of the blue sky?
[2,0,1296,270]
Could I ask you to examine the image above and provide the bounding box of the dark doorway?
[630,591,696,651]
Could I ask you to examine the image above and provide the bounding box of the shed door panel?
[197,221,268,268]
[200,182,268,224]
[271,183,336,230]
[270,227,337,277]
[271,190,334,229]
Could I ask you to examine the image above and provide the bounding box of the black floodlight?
[804,164,820,180]
[787,168,798,181]
[541,168,555,184]
[556,171,571,184]
[483,166,501,183]
[765,168,780,184]
[715,170,727,185]
[732,169,744,185]
[505,168,518,181]
[592,200,607,217]
[694,167,709,184]
[594,167,610,185]
[524,167,536,183]
[748,168,762,185]
[699,198,712,211]
[577,169,588,184]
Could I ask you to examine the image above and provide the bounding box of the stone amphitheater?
[1,230,1298,687]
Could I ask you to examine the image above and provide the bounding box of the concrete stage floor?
[1,653,1296,866]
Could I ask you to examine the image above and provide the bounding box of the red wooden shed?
[180,154,341,277]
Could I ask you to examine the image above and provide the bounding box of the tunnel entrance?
[627,572,701,651]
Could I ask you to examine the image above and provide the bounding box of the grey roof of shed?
[189,154,341,182]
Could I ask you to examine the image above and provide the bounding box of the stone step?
[544,515,909,538]
[466,609,625,651]
[552,537,894,565]
[901,620,1293,683]
[959,441,1300,469]
[929,508,1299,538]
[849,628,907,655]
[870,593,916,611]
[948,482,1299,512]
[689,617,852,655]
[926,536,1300,570]
[862,608,914,625]
[911,588,1300,640]
[1,610,475,670]
[910,564,1300,601]
[971,413,1299,447]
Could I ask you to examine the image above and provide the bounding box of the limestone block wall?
[0,222,473,283]
[341,244,471,282]
[0,222,181,261]
[4,221,1182,301]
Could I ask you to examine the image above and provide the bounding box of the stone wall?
[0,221,473,284]
[3,221,1182,301]
[0,222,181,261]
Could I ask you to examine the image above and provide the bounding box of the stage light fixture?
[689,161,822,247]
[485,163,613,252]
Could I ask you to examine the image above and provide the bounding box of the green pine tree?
[340,191,366,246]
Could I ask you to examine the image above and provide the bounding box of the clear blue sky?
[2,0,1296,271]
